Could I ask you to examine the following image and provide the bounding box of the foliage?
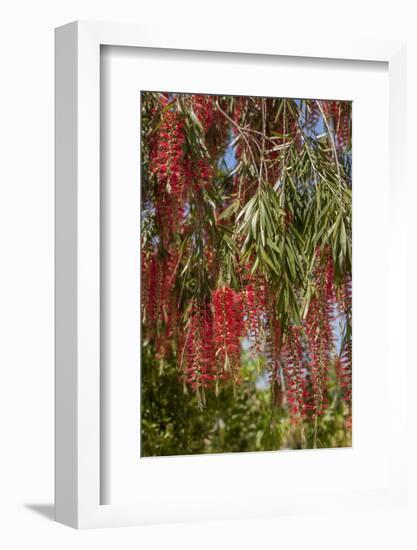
[140,92,352,454]
[141,344,351,456]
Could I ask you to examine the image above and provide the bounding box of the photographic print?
[140,92,352,457]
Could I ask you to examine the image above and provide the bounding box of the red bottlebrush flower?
[335,272,352,429]
[150,102,187,239]
[192,158,214,190]
[232,96,248,125]
[306,101,321,131]
[154,248,180,360]
[240,275,267,355]
[141,246,180,361]
[335,342,352,402]
[337,274,352,322]
[212,286,243,380]
[182,150,214,195]
[304,250,336,418]
[335,339,352,419]
[191,94,215,133]
[184,301,216,391]
[281,325,308,423]
[142,251,160,327]
[151,109,185,195]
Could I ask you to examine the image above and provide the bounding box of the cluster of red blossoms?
[192,95,215,132]
[335,340,352,429]
[184,301,216,391]
[141,247,179,361]
[144,93,237,382]
[184,287,245,393]
[149,94,227,242]
[150,106,187,240]
[180,250,350,422]
[240,275,268,354]
[303,252,335,418]
[277,251,352,425]
[281,325,308,421]
[212,287,244,379]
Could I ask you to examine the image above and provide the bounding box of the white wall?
[0,0,416,548]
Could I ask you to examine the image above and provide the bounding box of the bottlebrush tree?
[141,91,352,451]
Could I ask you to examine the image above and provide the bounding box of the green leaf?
[218,200,240,221]
[260,246,280,275]
[251,209,259,238]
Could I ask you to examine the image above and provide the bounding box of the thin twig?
[316,100,341,184]
[215,100,259,176]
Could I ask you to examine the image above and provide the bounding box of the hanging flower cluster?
[336,340,352,426]
[141,91,352,434]
[184,301,216,391]
[306,253,335,408]
[322,100,351,150]
[150,105,187,239]
[141,245,180,363]
[212,286,244,380]
[240,275,267,354]
[192,94,216,133]
[335,274,352,428]
[281,325,308,422]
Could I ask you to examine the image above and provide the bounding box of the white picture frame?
[55,20,407,529]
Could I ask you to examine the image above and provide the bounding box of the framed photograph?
[55,21,407,528]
